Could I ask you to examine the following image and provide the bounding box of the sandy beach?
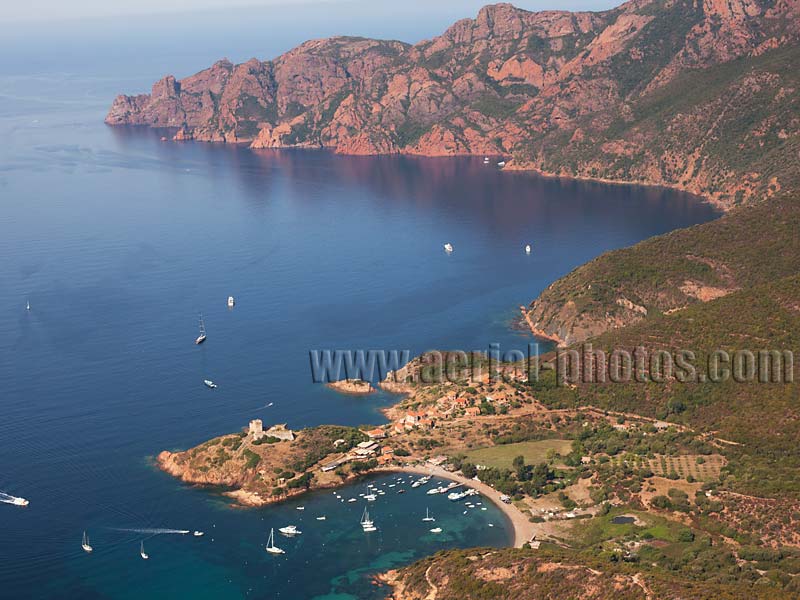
[382,464,537,548]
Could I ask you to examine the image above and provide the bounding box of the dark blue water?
[0,8,719,599]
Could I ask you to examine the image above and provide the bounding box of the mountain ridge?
[106,0,800,209]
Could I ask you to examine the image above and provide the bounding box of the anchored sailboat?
[81,531,93,553]
[140,541,149,560]
[422,508,435,522]
[360,507,376,532]
[266,528,285,554]
[195,314,207,345]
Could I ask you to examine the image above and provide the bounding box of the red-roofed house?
[364,428,386,440]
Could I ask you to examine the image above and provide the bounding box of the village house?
[465,406,481,417]
[418,417,434,429]
[381,445,394,455]
[353,440,379,457]
[364,427,386,440]
[404,410,426,426]
[453,397,470,408]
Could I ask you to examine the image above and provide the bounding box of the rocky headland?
[106,0,800,210]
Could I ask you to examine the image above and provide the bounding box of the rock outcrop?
[107,0,800,210]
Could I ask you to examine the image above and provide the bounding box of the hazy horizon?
[3,0,617,24]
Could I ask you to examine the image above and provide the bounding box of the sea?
[0,3,719,598]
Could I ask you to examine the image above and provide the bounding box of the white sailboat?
[443,243,453,253]
[227,296,235,308]
[422,508,435,522]
[360,507,376,532]
[195,314,207,345]
[81,531,93,553]
[26,300,30,311]
[266,528,285,554]
[140,541,149,560]
[525,244,531,254]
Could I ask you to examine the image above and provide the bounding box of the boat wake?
[110,527,190,535]
[0,491,27,505]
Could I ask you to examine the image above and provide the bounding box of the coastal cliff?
[106,0,800,209]
[524,195,800,345]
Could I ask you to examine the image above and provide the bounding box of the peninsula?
[106,0,800,210]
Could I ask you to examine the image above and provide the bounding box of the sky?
[2,0,617,23]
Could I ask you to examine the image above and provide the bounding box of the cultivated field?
[464,439,573,469]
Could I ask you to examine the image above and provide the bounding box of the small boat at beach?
[204,380,217,389]
[497,161,506,167]
[195,314,207,345]
[193,531,204,537]
[278,525,301,536]
[227,296,235,308]
[266,528,285,554]
[443,243,453,253]
[422,508,435,522]
[81,531,93,553]
[140,541,149,560]
[430,527,442,533]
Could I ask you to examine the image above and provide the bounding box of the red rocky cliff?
[106,0,800,209]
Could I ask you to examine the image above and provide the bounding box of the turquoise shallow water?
[0,11,720,599]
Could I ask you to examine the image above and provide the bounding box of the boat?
[316,516,326,521]
[397,489,406,494]
[193,531,205,537]
[429,527,442,533]
[360,507,376,532]
[195,314,207,345]
[278,525,301,536]
[347,498,357,503]
[296,506,305,511]
[26,300,30,311]
[364,494,377,501]
[140,541,149,560]
[227,296,235,308]
[497,161,506,167]
[443,243,453,253]
[483,157,489,163]
[203,380,217,389]
[422,508,435,522]
[81,531,93,553]
[11,496,29,507]
[525,244,531,254]
[265,528,285,554]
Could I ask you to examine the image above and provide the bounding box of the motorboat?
[278,525,301,536]
[204,380,217,389]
